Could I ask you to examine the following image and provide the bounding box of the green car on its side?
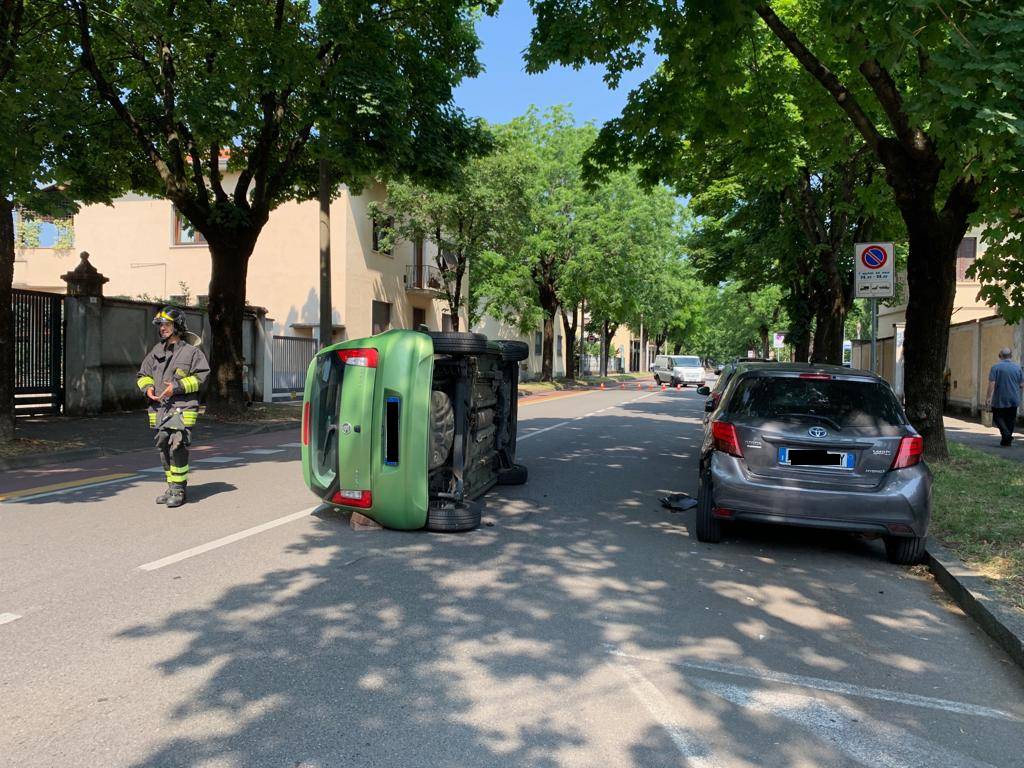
[301,329,528,531]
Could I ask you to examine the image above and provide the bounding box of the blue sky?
[453,0,657,127]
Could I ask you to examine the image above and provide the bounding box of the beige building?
[14,180,462,341]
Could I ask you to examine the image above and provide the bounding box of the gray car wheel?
[695,469,722,543]
[884,534,926,565]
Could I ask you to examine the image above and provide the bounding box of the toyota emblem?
[808,426,828,438]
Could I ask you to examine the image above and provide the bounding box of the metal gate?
[12,289,64,415]
[272,335,318,400]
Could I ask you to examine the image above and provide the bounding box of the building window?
[412,307,427,330]
[956,237,977,281]
[534,331,542,355]
[442,312,454,332]
[174,209,206,245]
[372,300,391,335]
[556,334,562,357]
[371,215,393,254]
[413,236,424,268]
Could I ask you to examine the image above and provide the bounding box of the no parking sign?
[854,242,894,298]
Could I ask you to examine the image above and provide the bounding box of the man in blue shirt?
[986,348,1024,447]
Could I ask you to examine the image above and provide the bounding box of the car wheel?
[493,339,530,362]
[884,534,926,565]
[426,501,481,532]
[695,469,722,543]
[497,463,528,486]
[428,331,490,355]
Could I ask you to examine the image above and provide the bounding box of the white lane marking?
[518,392,664,443]
[241,448,285,455]
[607,648,1021,723]
[692,676,998,768]
[8,475,147,503]
[137,506,319,571]
[193,456,242,464]
[613,656,723,767]
[278,442,303,448]
[518,421,571,441]
[0,613,22,626]
[139,466,167,473]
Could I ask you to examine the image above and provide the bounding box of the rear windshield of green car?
[726,375,905,428]
[671,356,701,367]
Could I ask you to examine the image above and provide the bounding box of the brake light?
[799,373,832,380]
[331,489,373,508]
[891,436,923,469]
[711,420,743,458]
[337,348,379,368]
[302,402,311,446]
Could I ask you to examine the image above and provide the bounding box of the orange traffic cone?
[600,382,605,390]
[661,383,666,391]
[676,384,681,390]
[620,382,625,390]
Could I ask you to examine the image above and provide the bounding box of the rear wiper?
[774,412,842,431]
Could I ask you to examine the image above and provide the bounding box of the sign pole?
[870,298,878,373]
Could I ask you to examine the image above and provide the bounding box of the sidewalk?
[2,406,301,471]
[944,412,1024,462]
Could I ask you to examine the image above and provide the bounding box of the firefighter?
[136,307,210,508]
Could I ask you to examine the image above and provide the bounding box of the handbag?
[981,408,993,428]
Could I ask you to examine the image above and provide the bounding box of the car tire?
[426,501,481,532]
[884,535,926,565]
[695,470,722,543]
[428,331,490,355]
[497,463,528,485]
[493,339,530,362]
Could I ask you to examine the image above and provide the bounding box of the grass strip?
[930,442,1024,612]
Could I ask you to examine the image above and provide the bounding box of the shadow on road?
[106,393,1023,767]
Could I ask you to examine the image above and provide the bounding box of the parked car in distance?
[694,363,931,564]
[652,354,706,387]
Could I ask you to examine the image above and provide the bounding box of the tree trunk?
[600,320,609,377]
[759,325,770,360]
[561,305,578,380]
[205,235,255,414]
[810,298,845,365]
[0,198,15,442]
[902,218,963,459]
[541,310,555,381]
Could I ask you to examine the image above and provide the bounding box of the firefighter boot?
[155,484,174,504]
[166,484,187,508]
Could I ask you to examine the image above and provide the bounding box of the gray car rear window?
[726,376,905,428]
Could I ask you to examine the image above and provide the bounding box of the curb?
[0,420,299,472]
[926,536,1024,670]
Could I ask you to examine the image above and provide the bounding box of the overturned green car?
[301,330,530,531]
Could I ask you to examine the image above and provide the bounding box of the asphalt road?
[2,388,1022,768]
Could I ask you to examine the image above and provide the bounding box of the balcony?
[406,264,445,294]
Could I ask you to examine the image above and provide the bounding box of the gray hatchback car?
[695,364,931,564]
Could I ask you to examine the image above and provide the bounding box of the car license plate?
[778,447,855,469]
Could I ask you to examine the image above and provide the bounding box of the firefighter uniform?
[137,313,209,506]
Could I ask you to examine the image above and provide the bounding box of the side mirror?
[704,400,715,413]
[696,386,710,396]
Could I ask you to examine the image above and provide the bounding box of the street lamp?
[130,262,167,299]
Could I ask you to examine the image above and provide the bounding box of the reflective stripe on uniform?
[168,464,189,484]
[148,412,157,427]
[137,376,155,390]
[180,375,200,394]
[181,410,198,426]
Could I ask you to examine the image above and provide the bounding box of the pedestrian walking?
[136,307,210,507]
[985,347,1023,447]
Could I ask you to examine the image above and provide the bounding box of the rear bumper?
[709,453,932,537]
